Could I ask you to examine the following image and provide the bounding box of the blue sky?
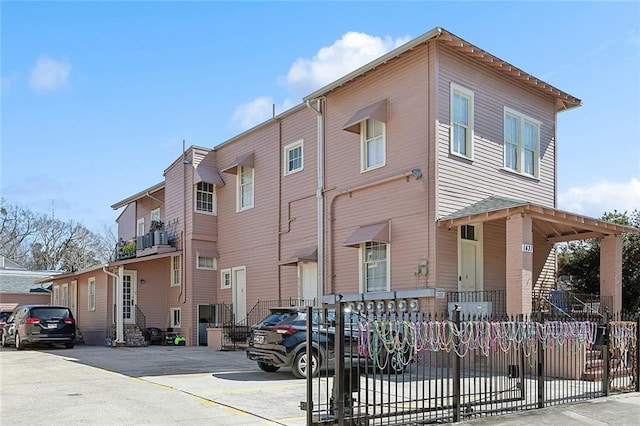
[2,1,639,233]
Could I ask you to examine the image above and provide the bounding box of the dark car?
[1,305,76,350]
[246,307,410,378]
[0,308,13,331]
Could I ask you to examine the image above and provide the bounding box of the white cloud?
[285,31,411,95]
[28,57,71,92]
[1,73,18,95]
[558,178,640,217]
[232,31,410,130]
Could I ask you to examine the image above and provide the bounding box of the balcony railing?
[114,231,174,261]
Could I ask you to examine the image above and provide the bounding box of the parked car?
[1,305,76,350]
[246,306,410,378]
[0,308,13,332]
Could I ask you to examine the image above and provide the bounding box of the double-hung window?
[362,241,389,292]
[362,119,385,171]
[237,166,254,211]
[171,255,181,287]
[450,83,474,158]
[196,182,215,214]
[284,140,303,175]
[504,107,541,177]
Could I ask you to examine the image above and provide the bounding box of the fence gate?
[607,320,639,393]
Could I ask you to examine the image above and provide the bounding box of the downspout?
[306,97,325,306]
[103,265,124,345]
[276,114,283,304]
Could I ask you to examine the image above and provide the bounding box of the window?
[197,256,217,270]
[361,119,385,171]
[151,208,160,222]
[284,140,304,175]
[170,308,181,327]
[503,107,541,177]
[450,83,474,158]
[237,166,254,211]
[88,278,96,311]
[136,218,145,237]
[461,225,475,241]
[171,255,181,287]
[53,285,60,305]
[220,269,231,289]
[61,283,69,307]
[195,182,216,214]
[361,241,389,292]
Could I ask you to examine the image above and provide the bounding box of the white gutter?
[306,97,325,306]
[103,265,124,346]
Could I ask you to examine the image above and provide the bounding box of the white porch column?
[600,234,622,314]
[505,213,534,316]
[116,266,125,344]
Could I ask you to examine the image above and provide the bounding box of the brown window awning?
[343,221,390,247]
[279,246,317,266]
[196,249,219,258]
[221,152,254,174]
[194,165,225,186]
[342,99,387,134]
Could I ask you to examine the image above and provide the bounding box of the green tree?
[557,210,640,313]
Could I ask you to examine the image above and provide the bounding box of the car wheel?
[1,333,8,348]
[64,342,75,349]
[15,334,24,351]
[257,361,280,373]
[292,350,319,379]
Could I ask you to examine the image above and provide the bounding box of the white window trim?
[220,268,232,289]
[53,285,60,305]
[195,182,217,215]
[236,166,255,211]
[284,140,304,176]
[197,256,217,270]
[358,242,390,293]
[450,82,474,160]
[88,277,96,312]
[170,307,181,328]
[151,208,161,222]
[171,255,181,287]
[360,119,386,172]
[136,218,145,237]
[503,106,542,178]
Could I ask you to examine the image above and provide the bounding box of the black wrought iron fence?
[305,303,640,425]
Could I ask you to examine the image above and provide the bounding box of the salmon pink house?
[45,28,637,346]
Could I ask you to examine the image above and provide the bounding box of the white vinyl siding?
[450,83,474,158]
[197,256,217,270]
[237,166,254,211]
[284,140,303,175]
[171,255,181,287]
[361,242,389,292]
[88,278,96,311]
[503,107,541,178]
[195,182,216,214]
[361,119,385,171]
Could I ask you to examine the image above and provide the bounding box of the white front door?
[458,224,483,293]
[69,280,78,319]
[122,272,137,324]
[232,267,246,324]
[299,262,317,303]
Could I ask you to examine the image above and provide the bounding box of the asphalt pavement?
[1,345,639,425]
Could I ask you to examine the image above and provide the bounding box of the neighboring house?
[0,256,56,312]
[44,27,637,346]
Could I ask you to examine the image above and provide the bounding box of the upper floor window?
[195,182,216,214]
[151,208,161,223]
[284,140,303,175]
[136,218,145,237]
[88,278,96,312]
[504,107,541,177]
[237,166,254,211]
[171,255,181,287]
[361,241,389,293]
[450,83,474,158]
[362,119,386,171]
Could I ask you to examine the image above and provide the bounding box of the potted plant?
[150,220,167,245]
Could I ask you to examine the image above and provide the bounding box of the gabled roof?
[303,27,581,112]
[438,196,638,243]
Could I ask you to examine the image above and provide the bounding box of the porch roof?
[438,196,638,243]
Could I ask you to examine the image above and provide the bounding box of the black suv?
[1,305,76,350]
[246,306,410,378]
